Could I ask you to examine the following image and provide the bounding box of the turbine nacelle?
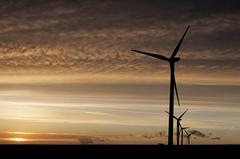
[165,109,188,121]
[169,57,181,63]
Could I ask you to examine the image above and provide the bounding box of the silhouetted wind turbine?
[131,26,190,145]
[184,129,193,145]
[165,109,188,145]
[180,124,189,145]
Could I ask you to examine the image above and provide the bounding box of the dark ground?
[1,145,239,159]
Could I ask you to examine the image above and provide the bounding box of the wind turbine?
[131,26,190,145]
[180,124,189,145]
[184,129,193,145]
[165,109,188,145]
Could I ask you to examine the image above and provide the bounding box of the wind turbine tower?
[184,130,193,145]
[180,125,189,145]
[131,26,190,145]
[166,109,188,145]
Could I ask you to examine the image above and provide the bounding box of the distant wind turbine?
[180,124,189,145]
[166,109,188,145]
[184,129,193,145]
[131,25,190,145]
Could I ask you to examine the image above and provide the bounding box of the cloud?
[0,131,111,144]
[211,137,221,140]
[143,131,168,139]
[0,0,238,78]
[78,138,93,144]
[78,136,110,145]
[189,130,222,141]
[189,130,207,138]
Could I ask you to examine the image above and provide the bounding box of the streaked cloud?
[211,137,221,140]
[190,130,207,138]
[0,0,239,86]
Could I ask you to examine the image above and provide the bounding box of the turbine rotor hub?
[170,57,181,63]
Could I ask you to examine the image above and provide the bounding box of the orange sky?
[0,0,239,144]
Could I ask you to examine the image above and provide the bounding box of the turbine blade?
[179,109,188,119]
[179,123,182,129]
[165,111,178,120]
[173,116,178,120]
[131,50,169,61]
[165,111,169,115]
[173,74,180,107]
[171,25,190,58]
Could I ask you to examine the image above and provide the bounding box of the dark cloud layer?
[190,129,207,138]
[211,137,221,140]
[0,0,239,76]
[143,131,167,139]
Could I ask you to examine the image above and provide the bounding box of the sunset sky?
[0,0,239,144]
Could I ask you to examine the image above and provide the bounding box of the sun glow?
[10,138,27,142]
